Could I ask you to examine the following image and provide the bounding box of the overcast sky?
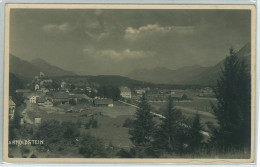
[10,9,251,75]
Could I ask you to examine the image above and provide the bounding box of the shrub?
[69,99,76,105]
[116,149,133,158]
[21,147,30,154]
[78,133,107,158]
[123,118,134,128]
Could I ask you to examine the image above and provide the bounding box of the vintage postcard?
[3,4,256,163]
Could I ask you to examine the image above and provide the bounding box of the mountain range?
[9,42,251,86]
[127,43,251,86]
[10,55,77,79]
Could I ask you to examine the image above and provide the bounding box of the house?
[9,97,16,119]
[40,72,45,78]
[93,99,113,107]
[37,97,53,107]
[35,84,40,91]
[28,94,40,103]
[53,92,69,104]
[40,88,49,93]
[120,86,131,99]
[40,79,53,86]
[61,81,66,89]
[69,93,91,103]
[136,89,146,95]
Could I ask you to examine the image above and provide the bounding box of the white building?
[29,94,39,104]
[35,84,40,91]
[136,89,146,95]
[61,81,66,89]
[40,72,45,78]
[120,86,131,99]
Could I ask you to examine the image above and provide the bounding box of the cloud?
[84,31,109,41]
[41,22,73,33]
[83,47,154,60]
[124,23,195,40]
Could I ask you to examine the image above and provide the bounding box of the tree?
[61,121,80,140]
[129,93,155,146]
[181,94,189,100]
[34,120,63,149]
[153,96,187,153]
[78,133,107,158]
[97,85,121,101]
[69,99,76,105]
[210,48,251,149]
[186,114,204,152]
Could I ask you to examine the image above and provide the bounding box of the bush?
[85,117,98,129]
[123,118,134,128]
[78,133,107,158]
[30,154,37,158]
[69,99,76,105]
[34,120,63,148]
[116,149,133,158]
[61,121,80,140]
[21,147,30,154]
[76,120,82,128]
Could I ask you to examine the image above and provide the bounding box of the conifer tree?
[129,93,155,146]
[154,96,186,153]
[210,48,251,149]
[186,114,204,152]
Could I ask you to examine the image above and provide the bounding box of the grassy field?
[150,97,218,130]
[26,101,136,149]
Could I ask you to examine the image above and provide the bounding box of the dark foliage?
[123,118,135,128]
[34,120,63,149]
[129,94,155,146]
[69,99,77,105]
[85,117,98,129]
[210,48,251,150]
[97,85,121,101]
[153,96,188,153]
[61,121,80,140]
[9,73,25,106]
[78,133,107,158]
[186,114,204,152]
[116,149,133,158]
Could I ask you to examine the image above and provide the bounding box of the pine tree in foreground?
[210,48,251,150]
[186,114,204,153]
[129,93,156,157]
[154,96,187,153]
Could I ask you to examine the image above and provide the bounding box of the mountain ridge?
[127,43,251,86]
[10,54,77,78]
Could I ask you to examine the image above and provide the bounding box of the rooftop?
[120,86,131,92]
[9,99,16,106]
[94,99,113,105]
[53,92,69,99]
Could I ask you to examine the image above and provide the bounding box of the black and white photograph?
[4,4,256,163]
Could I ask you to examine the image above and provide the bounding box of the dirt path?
[21,101,34,124]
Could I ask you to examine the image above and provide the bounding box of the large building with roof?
[53,92,69,104]
[93,99,113,107]
[120,86,131,99]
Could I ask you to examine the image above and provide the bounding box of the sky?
[10,9,251,75]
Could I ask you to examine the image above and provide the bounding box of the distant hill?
[127,65,210,84]
[127,43,251,86]
[9,54,77,79]
[30,58,76,77]
[183,43,251,86]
